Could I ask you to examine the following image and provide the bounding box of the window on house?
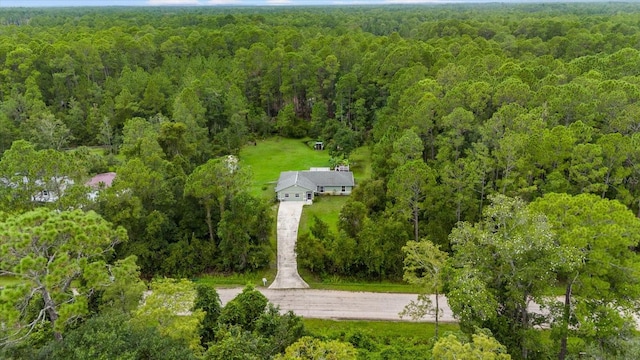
[295,193,300,197]
[319,186,324,193]
[341,186,346,192]
[285,193,289,198]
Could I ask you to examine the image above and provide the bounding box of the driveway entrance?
[269,201,309,289]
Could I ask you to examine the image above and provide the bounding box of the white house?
[275,168,355,201]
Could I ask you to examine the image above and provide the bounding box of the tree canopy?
[3,3,640,358]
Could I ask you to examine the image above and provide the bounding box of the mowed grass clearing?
[298,196,349,234]
[302,277,420,293]
[240,137,331,198]
[348,145,372,182]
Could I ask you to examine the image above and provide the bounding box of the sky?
[0,0,599,7]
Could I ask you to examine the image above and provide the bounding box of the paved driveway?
[269,201,309,289]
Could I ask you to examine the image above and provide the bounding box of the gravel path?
[269,202,309,289]
[217,287,454,322]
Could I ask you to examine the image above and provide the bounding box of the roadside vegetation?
[304,319,459,359]
[304,318,459,343]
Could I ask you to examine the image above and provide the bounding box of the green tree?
[391,128,424,168]
[276,336,357,360]
[401,240,449,338]
[437,107,475,162]
[338,200,368,239]
[32,313,197,360]
[447,195,558,359]
[193,283,222,347]
[432,332,511,360]
[255,304,305,356]
[529,193,640,359]
[0,209,129,342]
[387,159,436,242]
[132,278,205,354]
[203,324,265,360]
[184,156,251,245]
[217,193,272,272]
[0,113,18,155]
[218,285,268,332]
[22,113,72,150]
[99,256,146,315]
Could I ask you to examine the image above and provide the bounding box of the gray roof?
[275,170,354,192]
[275,171,317,192]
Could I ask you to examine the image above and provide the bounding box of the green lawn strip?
[298,196,349,234]
[348,145,372,183]
[240,137,331,198]
[303,318,459,342]
[304,280,420,293]
[195,270,277,289]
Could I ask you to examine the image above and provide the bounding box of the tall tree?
[529,193,640,359]
[217,193,271,272]
[22,113,73,150]
[387,159,436,242]
[184,156,251,245]
[193,283,222,347]
[133,278,205,354]
[0,140,88,212]
[401,239,449,338]
[432,332,511,360]
[0,209,129,343]
[447,195,559,359]
[275,336,357,360]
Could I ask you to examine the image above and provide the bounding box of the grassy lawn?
[349,145,372,182]
[240,137,331,198]
[303,278,420,293]
[298,196,349,234]
[195,269,277,288]
[239,137,372,199]
[304,318,459,341]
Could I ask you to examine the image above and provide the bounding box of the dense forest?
[2,3,640,359]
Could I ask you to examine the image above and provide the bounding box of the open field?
[240,137,331,198]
